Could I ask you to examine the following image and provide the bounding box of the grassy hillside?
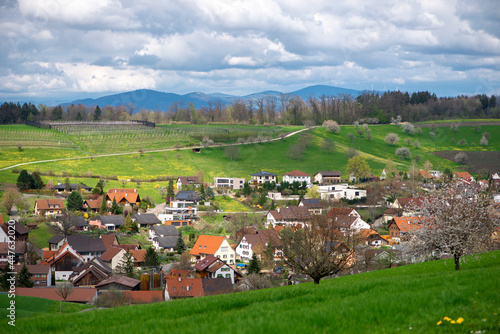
[2,251,498,333]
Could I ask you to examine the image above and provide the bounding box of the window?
[223,255,227,258]
[226,274,230,278]
[173,287,177,290]
[41,280,46,284]
[182,287,185,290]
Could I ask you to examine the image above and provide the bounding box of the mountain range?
[64,85,362,113]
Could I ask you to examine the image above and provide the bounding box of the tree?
[93,179,105,195]
[346,156,371,182]
[401,122,415,135]
[32,171,45,189]
[201,136,214,149]
[480,135,488,146]
[94,105,102,121]
[99,196,108,214]
[110,198,121,215]
[144,247,160,267]
[0,265,15,291]
[305,186,320,199]
[407,182,497,270]
[166,179,175,202]
[280,216,355,284]
[323,120,340,133]
[117,251,136,278]
[320,138,335,154]
[454,152,469,164]
[66,191,83,211]
[383,159,399,179]
[247,253,261,274]
[50,213,74,236]
[16,169,34,191]
[235,273,271,291]
[55,283,74,313]
[395,147,411,160]
[205,186,215,200]
[174,252,192,270]
[1,188,21,215]
[385,133,400,146]
[175,234,186,254]
[123,213,138,233]
[17,265,33,287]
[64,178,70,192]
[224,145,241,161]
[450,122,458,132]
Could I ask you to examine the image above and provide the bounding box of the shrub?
[458,138,467,146]
[480,136,488,146]
[322,120,340,133]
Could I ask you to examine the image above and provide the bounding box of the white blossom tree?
[407,182,498,270]
[385,133,400,146]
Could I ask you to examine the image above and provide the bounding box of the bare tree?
[55,283,74,313]
[224,145,240,161]
[280,215,355,284]
[49,213,74,236]
[320,139,335,154]
[407,182,498,270]
[201,136,214,149]
[235,274,272,291]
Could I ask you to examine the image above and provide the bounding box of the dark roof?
[251,171,277,177]
[99,246,124,262]
[175,191,202,202]
[53,183,93,191]
[48,235,65,244]
[268,206,310,221]
[202,278,233,296]
[13,264,50,274]
[99,215,125,226]
[95,275,141,289]
[67,235,106,253]
[131,213,160,225]
[299,199,323,209]
[0,241,27,255]
[69,216,87,227]
[1,220,29,235]
[242,229,283,248]
[193,256,219,271]
[315,171,342,177]
[151,225,179,237]
[100,234,119,250]
[154,236,178,249]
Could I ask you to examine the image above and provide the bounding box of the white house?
[282,170,311,185]
[266,206,311,228]
[189,235,236,265]
[213,177,246,190]
[194,256,238,284]
[318,184,366,201]
[236,229,282,263]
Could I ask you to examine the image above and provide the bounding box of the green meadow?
[1,251,498,333]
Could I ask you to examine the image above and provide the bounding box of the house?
[298,198,323,215]
[164,277,233,300]
[83,196,103,213]
[0,220,29,241]
[356,229,390,247]
[131,213,161,228]
[418,170,434,180]
[129,249,147,268]
[177,176,201,189]
[213,177,246,190]
[106,189,141,207]
[330,215,370,234]
[12,264,52,287]
[391,197,426,216]
[381,208,399,224]
[152,236,178,252]
[16,287,98,304]
[454,171,474,182]
[250,171,277,184]
[282,170,311,185]
[149,225,179,239]
[318,184,366,201]
[47,235,105,262]
[44,243,85,281]
[313,171,342,184]
[189,235,236,265]
[159,191,201,226]
[95,275,141,291]
[165,269,197,280]
[70,259,112,287]
[48,235,66,251]
[149,225,179,251]
[90,215,125,231]
[194,256,240,284]
[69,216,88,231]
[266,206,311,228]
[34,199,65,216]
[99,246,127,271]
[236,229,283,263]
[100,234,120,250]
[0,241,27,265]
[388,216,423,243]
[53,183,93,192]
[326,207,361,218]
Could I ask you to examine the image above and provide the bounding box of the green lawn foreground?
[2,251,498,333]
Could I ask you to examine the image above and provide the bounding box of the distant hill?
[63,85,362,113]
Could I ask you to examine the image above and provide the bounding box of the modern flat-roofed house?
[35,199,65,216]
[282,170,311,185]
[159,191,201,227]
[313,171,342,184]
[213,177,246,190]
[250,171,277,184]
[177,176,201,189]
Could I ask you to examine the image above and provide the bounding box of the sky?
[1,0,499,105]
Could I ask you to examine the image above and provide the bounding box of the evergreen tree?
[242,182,252,197]
[94,105,101,121]
[66,191,83,211]
[117,251,136,278]
[32,171,45,189]
[99,195,107,214]
[17,265,34,287]
[247,253,261,274]
[144,247,160,267]
[166,179,175,202]
[175,234,187,254]
[64,177,70,191]
[110,198,121,214]
[123,213,138,233]
[93,179,105,195]
[0,265,15,291]
[199,182,205,200]
[76,111,82,121]
[16,169,34,191]
[205,186,214,200]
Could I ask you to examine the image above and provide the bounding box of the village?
[1,167,499,306]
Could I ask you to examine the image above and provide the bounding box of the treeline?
[1,91,498,126]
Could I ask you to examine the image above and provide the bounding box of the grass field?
[1,251,498,333]
[0,294,92,320]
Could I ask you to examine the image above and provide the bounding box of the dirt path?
[0,127,315,172]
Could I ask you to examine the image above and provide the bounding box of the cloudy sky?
[1,0,499,104]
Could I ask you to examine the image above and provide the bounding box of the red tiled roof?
[123,290,163,304]
[283,170,310,177]
[166,278,204,298]
[394,197,426,209]
[100,234,119,250]
[129,249,146,263]
[13,264,50,274]
[326,207,355,217]
[99,246,124,262]
[16,287,97,302]
[35,199,65,210]
[177,176,200,185]
[454,171,473,179]
[107,189,140,204]
[419,170,433,179]
[95,276,140,289]
[166,269,192,279]
[115,244,140,251]
[189,235,224,256]
[268,206,310,221]
[390,217,423,233]
[83,196,102,210]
